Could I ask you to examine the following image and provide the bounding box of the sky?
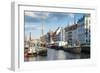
[24,11,84,39]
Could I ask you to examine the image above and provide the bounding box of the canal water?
[24,48,90,61]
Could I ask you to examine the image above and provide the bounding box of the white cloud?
[25,11,38,18]
[25,11,50,20]
[68,13,74,18]
[25,23,45,31]
[25,24,36,28]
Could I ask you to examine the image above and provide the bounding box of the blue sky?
[24,11,84,39]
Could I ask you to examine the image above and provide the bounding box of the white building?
[65,24,78,47]
[54,27,67,46]
[77,14,90,45]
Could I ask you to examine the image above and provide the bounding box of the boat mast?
[41,17,44,38]
[29,32,31,41]
[40,16,45,47]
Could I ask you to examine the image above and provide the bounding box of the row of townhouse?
[42,14,90,47]
[64,14,90,47]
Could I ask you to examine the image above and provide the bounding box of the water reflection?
[24,48,90,61]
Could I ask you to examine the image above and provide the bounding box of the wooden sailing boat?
[37,16,47,56]
[27,32,37,56]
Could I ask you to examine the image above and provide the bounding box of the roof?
[64,24,77,32]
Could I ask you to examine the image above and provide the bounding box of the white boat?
[55,41,68,47]
[24,44,29,49]
[28,47,37,54]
